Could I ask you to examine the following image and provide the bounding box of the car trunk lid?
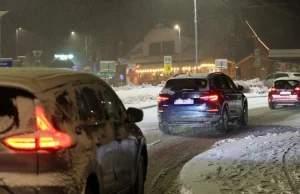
[0,86,37,174]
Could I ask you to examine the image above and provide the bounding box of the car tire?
[133,156,145,194]
[269,103,275,110]
[159,124,171,134]
[214,106,229,133]
[237,104,248,126]
[84,182,98,194]
[83,175,100,194]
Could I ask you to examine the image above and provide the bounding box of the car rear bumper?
[0,172,82,194]
[269,95,300,106]
[158,111,221,126]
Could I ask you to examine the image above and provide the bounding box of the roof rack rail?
[209,72,224,75]
[173,73,189,77]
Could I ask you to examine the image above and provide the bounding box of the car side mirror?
[127,107,143,123]
[237,85,244,91]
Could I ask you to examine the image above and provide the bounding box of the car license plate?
[174,98,194,105]
[280,91,291,95]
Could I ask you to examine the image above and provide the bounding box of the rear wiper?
[181,88,196,92]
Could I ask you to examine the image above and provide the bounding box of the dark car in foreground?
[268,78,300,109]
[0,68,147,194]
[157,72,248,134]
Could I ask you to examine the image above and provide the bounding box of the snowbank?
[179,131,300,194]
[234,78,268,94]
[114,85,162,108]
[113,79,268,108]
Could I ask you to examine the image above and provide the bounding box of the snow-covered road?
[141,102,300,194]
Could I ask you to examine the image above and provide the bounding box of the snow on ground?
[180,130,300,194]
[114,78,268,109]
[234,78,268,95]
[114,84,161,108]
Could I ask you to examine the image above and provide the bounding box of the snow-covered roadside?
[115,86,161,109]
[114,83,267,109]
[179,131,300,194]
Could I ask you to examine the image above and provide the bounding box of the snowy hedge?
[234,78,267,94]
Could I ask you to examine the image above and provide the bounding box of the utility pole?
[0,11,9,57]
[194,0,198,72]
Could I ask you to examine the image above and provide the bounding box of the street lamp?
[16,28,21,58]
[174,25,181,66]
[71,31,89,63]
[194,0,198,72]
[0,10,9,57]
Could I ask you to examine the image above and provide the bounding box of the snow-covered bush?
[112,84,135,91]
[234,78,268,94]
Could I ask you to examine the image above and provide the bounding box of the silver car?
[264,72,300,88]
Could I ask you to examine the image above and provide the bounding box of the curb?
[139,104,157,110]
[246,95,267,98]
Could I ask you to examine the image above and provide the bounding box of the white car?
[264,72,300,88]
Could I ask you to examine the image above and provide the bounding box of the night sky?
[0,0,300,65]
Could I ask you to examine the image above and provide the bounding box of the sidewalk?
[179,132,300,194]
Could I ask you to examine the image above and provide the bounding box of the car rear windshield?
[274,80,299,89]
[0,87,35,139]
[165,78,208,92]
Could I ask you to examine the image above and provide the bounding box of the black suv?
[157,73,248,133]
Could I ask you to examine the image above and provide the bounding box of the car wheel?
[84,182,98,194]
[83,175,100,194]
[237,104,248,126]
[133,156,145,194]
[269,103,275,110]
[214,106,229,133]
[159,124,171,134]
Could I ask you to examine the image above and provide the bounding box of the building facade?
[125,23,234,85]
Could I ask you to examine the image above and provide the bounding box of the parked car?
[157,72,248,134]
[268,77,300,109]
[0,68,147,194]
[264,72,300,88]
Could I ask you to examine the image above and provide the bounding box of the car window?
[274,80,299,89]
[75,86,104,123]
[56,91,74,122]
[293,73,300,77]
[275,73,288,79]
[266,74,274,80]
[98,86,121,121]
[226,78,237,90]
[165,78,208,92]
[213,77,231,89]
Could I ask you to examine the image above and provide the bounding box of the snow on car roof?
[0,67,78,79]
[274,77,300,81]
[0,67,102,94]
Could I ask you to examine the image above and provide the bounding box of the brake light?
[206,109,218,112]
[269,87,277,92]
[200,95,218,101]
[4,106,72,151]
[295,87,300,91]
[157,96,169,102]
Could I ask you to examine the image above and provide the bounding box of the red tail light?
[294,87,300,91]
[157,96,169,102]
[269,87,277,92]
[200,95,218,102]
[4,106,72,151]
